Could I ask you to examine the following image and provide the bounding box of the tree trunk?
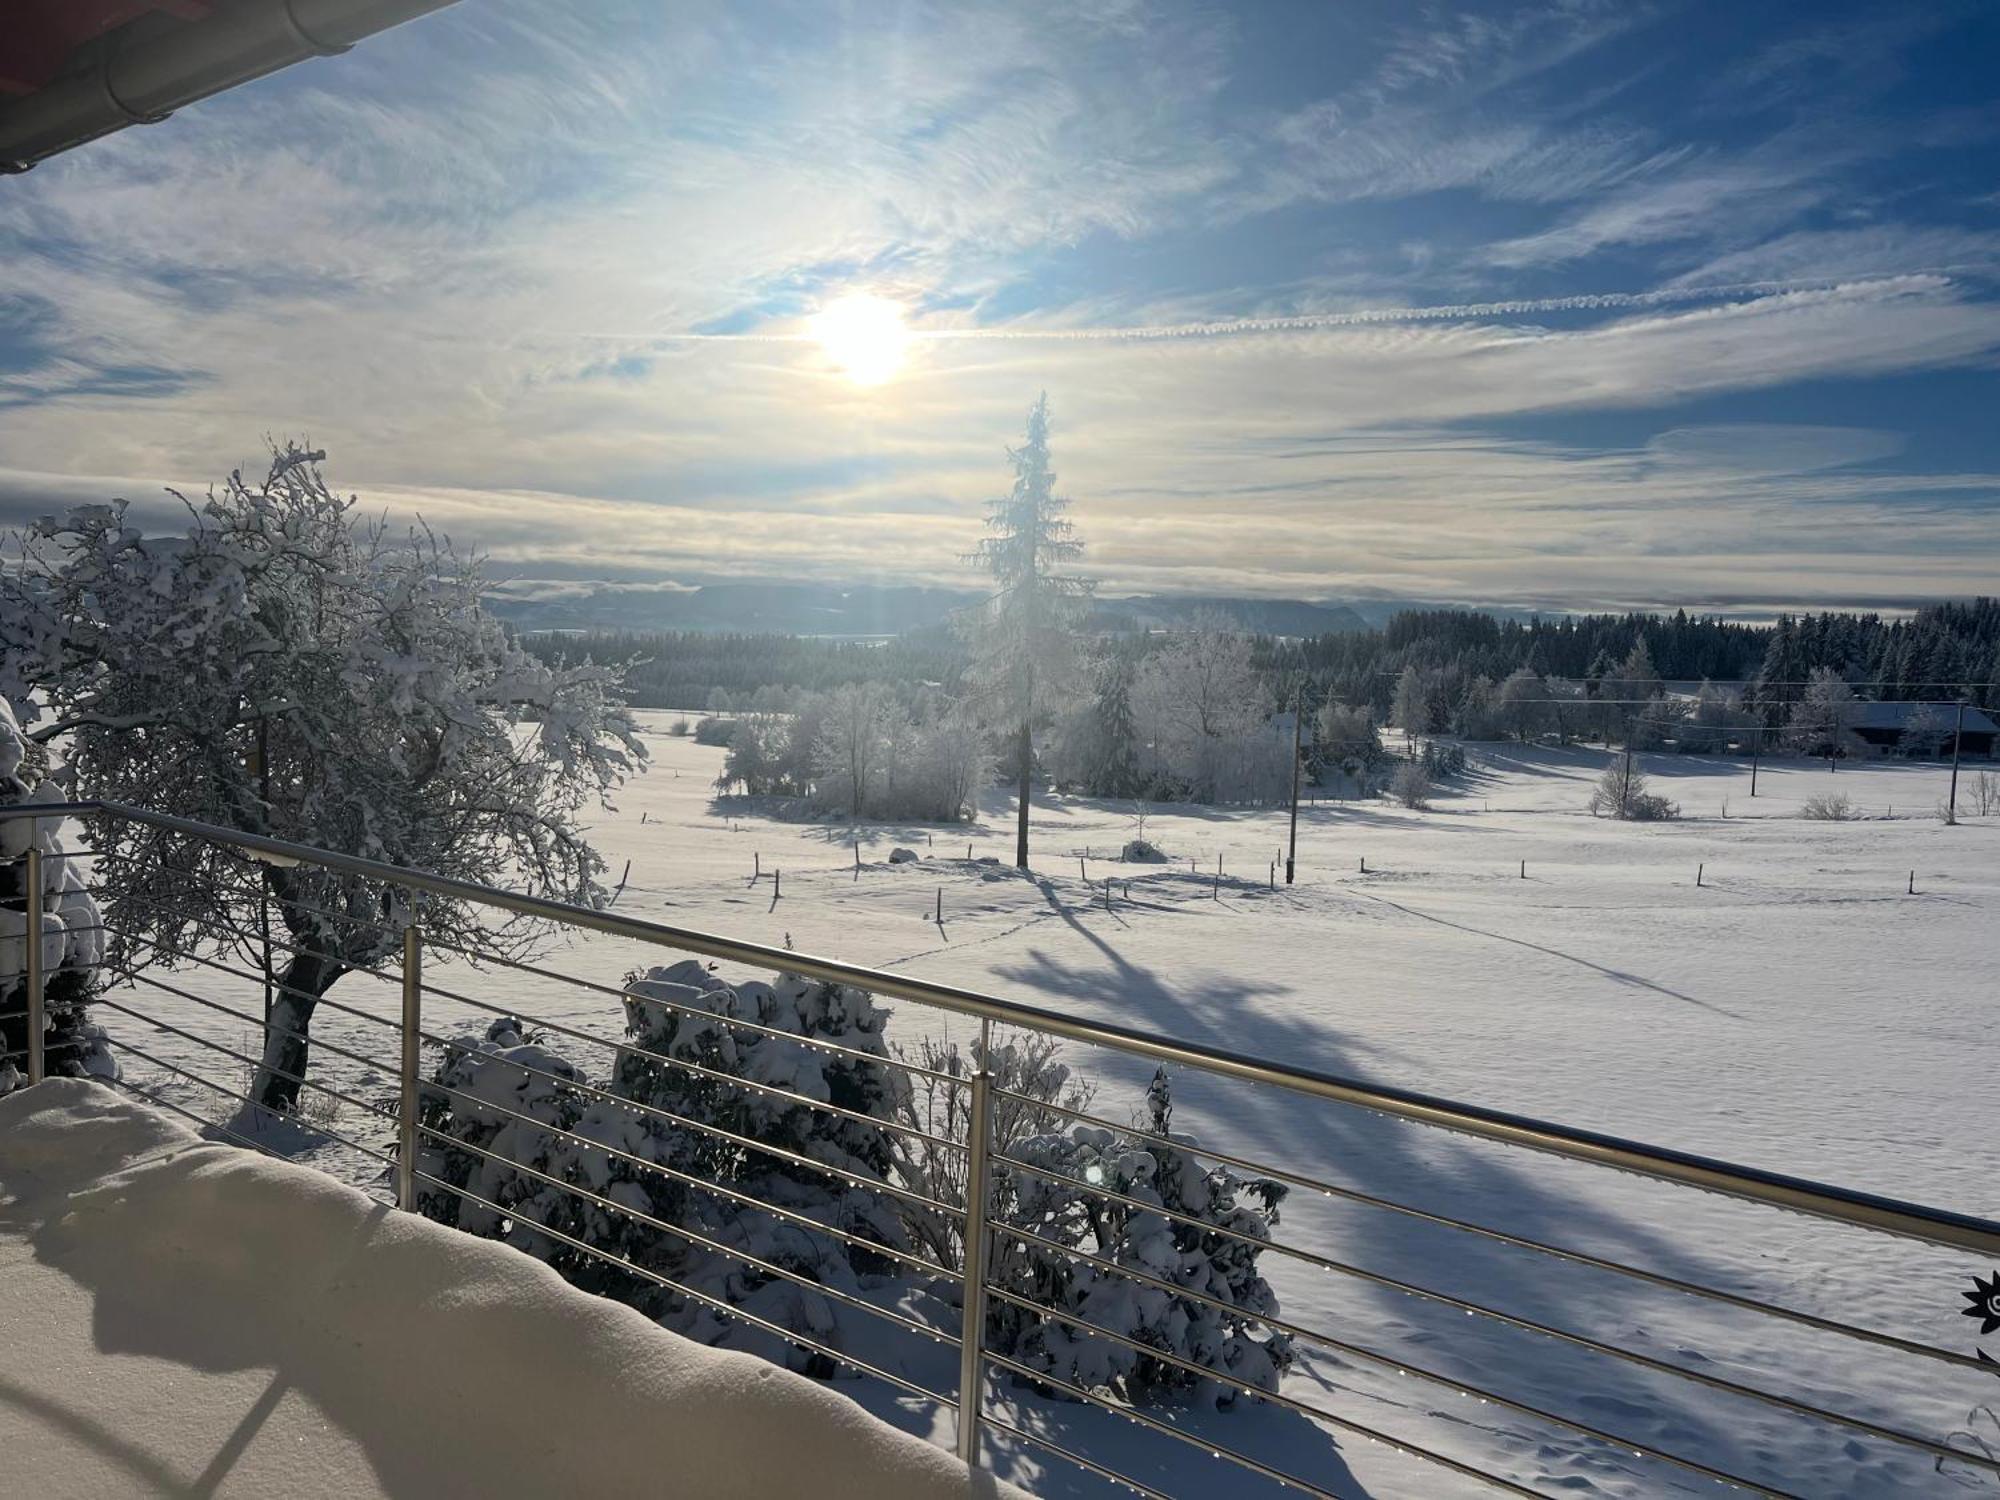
[252,947,344,1111]
[1015,715,1032,870]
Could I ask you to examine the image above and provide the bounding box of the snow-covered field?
[94,713,2000,1498]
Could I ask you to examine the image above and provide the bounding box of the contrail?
[607,274,1942,346]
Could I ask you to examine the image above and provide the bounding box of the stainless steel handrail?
[13,797,1998,1256]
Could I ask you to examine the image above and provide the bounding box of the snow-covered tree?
[1131,612,1279,803]
[0,445,644,1112]
[1048,648,1142,797]
[814,682,891,822]
[991,1068,1293,1406]
[0,699,115,1092]
[1589,756,1677,820]
[1788,667,1862,760]
[1899,702,1948,759]
[1678,681,1755,754]
[1495,667,1549,741]
[962,395,1094,868]
[1390,665,1432,737]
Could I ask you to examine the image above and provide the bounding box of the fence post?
[957,1019,995,1468]
[25,835,44,1085]
[398,914,423,1212]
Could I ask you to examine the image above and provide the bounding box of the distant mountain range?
[483,577,1538,638]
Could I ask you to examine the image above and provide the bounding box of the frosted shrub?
[1800,793,1857,821]
[0,699,116,1093]
[1589,760,1679,820]
[988,1069,1294,1407]
[1389,761,1431,809]
[1970,771,2000,817]
[890,1032,1096,1271]
[416,962,910,1377]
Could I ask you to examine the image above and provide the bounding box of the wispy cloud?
[1,0,1997,610]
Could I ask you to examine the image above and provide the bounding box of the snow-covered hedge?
[0,699,115,1094]
[417,961,910,1376]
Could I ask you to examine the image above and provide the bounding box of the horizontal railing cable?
[106,936,410,1039]
[414,1169,956,1409]
[416,1124,959,1350]
[102,1033,399,1172]
[988,1086,1985,1372]
[975,1411,1175,1500]
[982,1347,1349,1500]
[415,1024,956,1217]
[979,1284,1541,1497]
[104,1067,298,1161]
[94,995,400,1148]
[987,1219,1802,1497]
[101,888,406,986]
[100,965,401,1082]
[423,936,970,1086]
[991,1150,1990,1458]
[420,1075,958,1285]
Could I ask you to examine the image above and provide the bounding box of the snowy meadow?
[88,712,2000,1499]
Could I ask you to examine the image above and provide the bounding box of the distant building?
[1849,701,1998,758]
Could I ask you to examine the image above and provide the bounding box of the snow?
[70,715,2000,1497]
[0,1079,1020,1500]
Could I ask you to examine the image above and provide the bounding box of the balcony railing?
[4,797,1998,1497]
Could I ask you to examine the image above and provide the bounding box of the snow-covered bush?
[0,445,642,1113]
[0,699,116,1093]
[1389,761,1431,809]
[414,1016,594,1255]
[416,961,910,1376]
[1800,793,1858,821]
[693,715,740,747]
[1589,759,1679,820]
[989,1069,1293,1406]
[890,1031,1097,1271]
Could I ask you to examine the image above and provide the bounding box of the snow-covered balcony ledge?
[0,1081,1016,1500]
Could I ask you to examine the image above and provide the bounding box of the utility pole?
[1948,698,1966,823]
[1285,686,1303,884]
[1749,723,1760,797]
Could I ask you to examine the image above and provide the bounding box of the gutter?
[0,0,459,173]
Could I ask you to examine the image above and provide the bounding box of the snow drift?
[0,1080,1017,1499]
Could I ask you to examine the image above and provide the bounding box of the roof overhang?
[0,0,457,173]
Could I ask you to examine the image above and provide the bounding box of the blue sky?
[2,0,1998,611]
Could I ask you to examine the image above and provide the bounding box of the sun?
[811,294,910,385]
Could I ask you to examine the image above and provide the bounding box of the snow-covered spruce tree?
[962,395,1094,868]
[0,699,115,1092]
[0,446,644,1112]
[990,1068,1293,1407]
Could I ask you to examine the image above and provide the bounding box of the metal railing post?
[24,835,44,1084]
[956,1018,995,1467]
[398,915,422,1211]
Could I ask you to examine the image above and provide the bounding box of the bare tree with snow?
[962,395,1093,868]
[0,445,645,1113]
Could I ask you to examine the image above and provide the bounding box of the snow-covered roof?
[0,1080,1021,1500]
[1849,700,1999,733]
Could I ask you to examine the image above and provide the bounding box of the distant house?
[1849,701,1998,758]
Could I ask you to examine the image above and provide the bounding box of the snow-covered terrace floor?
[0,1080,1012,1500]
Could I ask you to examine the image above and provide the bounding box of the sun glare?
[811,294,910,385]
